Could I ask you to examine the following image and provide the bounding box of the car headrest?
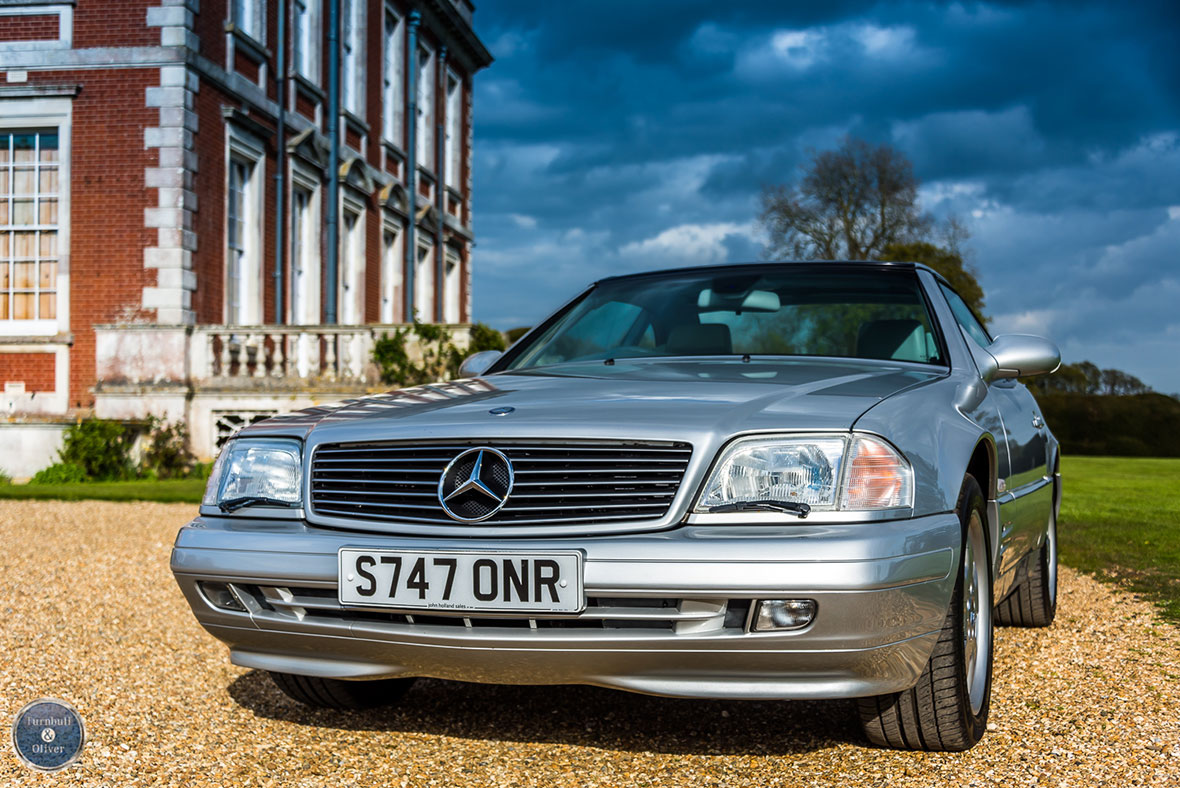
[857,319,925,362]
[666,323,733,356]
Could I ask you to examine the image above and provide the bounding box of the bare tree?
[760,137,931,260]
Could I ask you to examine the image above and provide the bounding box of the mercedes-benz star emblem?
[437,447,515,523]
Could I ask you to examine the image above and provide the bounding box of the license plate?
[338,549,584,613]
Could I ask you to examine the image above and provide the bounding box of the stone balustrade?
[95,323,472,388]
[192,325,377,383]
[92,322,475,459]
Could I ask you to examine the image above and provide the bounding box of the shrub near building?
[30,417,201,483]
[33,419,134,483]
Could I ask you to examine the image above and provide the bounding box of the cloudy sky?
[468,0,1180,393]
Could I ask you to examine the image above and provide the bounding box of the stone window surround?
[0,3,73,52]
[288,158,322,325]
[224,123,266,326]
[292,0,321,84]
[382,6,404,149]
[380,210,404,324]
[339,186,367,324]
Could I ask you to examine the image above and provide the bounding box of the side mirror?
[458,350,503,378]
[982,334,1061,381]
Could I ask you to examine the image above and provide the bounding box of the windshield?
[502,266,945,371]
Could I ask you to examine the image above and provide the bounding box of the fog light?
[199,581,246,612]
[753,599,816,631]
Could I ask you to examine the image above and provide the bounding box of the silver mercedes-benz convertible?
[172,261,1061,751]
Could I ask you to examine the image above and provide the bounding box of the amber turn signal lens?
[842,436,913,510]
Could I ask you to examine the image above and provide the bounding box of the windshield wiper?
[707,500,811,518]
[218,496,296,513]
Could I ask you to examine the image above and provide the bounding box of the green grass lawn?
[0,478,205,504]
[1059,456,1180,623]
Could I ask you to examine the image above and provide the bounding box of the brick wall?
[73,0,156,48]
[0,353,55,392]
[0,14,58,42]
[191,81,230,326]
[66,68,159,407]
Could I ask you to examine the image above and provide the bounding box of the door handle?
[1031,415,1044,429]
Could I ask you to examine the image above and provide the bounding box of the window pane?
[13,167,34,194]
[39,198,58,224]
[39,232,55,257]
[939,284,991,348]
[0,262,8,288]
[39,134,59,161]
[0,200,8,225]
[13,291,34,319]
[39,260,56,288]
[39,292,54,319]
[13,134,36,163]
[0,169,8,194]
[39,168,58,194]
[0,295,7,319]
[13,232,35,258]
[13,199,34,225]
[14,262,34,288]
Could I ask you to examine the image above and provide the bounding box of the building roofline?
[420,0,494,70]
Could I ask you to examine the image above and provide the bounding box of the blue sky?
[468,0,1180,393]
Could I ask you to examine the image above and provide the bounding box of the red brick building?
[0,0,491,472]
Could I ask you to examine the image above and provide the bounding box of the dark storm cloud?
[471,0,1180,390]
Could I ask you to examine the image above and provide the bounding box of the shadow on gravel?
[228,670,859,755]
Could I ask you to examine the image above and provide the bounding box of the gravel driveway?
[1,501,1177,786]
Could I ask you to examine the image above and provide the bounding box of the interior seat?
[857,319,926,362]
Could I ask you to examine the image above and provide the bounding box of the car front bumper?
[171,513,960,700]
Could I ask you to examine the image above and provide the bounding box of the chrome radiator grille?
[309,439,693,526]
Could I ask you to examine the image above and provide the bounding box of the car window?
[699,301,938,362]
[511,300,651,368]
[939,283,991,349]
[502,266,946,370]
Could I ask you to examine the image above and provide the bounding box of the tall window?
[443,252,460,323]
[382,11,405,147]
[292,0,320,82]
[1,130,59,322]
[416,45,435,167]
[340,208,365,324]
[414,242,434,321]
[232,0,264,42]
[226,158,251,325]
[341,0,365,116]
[444,71,462,189]
[381,225,403,323]
[290,184,321,324]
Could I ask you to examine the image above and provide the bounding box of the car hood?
[243,358,945,446]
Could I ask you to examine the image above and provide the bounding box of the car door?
[938,284,1052,578]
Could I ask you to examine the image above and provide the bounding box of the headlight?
[202,438,303,511]
[694,434,913,514]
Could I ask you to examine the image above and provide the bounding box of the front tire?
[269,672,416,710]
[858,474,994,751]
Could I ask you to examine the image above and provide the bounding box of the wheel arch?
[965,436,1000,568]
